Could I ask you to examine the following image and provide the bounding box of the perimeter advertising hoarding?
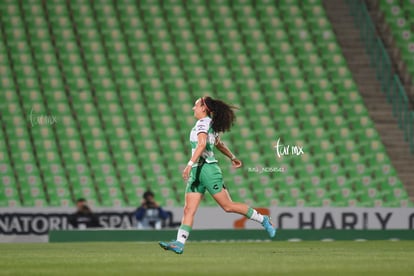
[1,207,413,242]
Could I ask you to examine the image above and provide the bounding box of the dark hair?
[202,96,236,133]
[143,190,154,200]
[76,198,86,203]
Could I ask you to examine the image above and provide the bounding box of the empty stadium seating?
[0,0,411,208]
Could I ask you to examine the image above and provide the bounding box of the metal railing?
[347,0,414,153]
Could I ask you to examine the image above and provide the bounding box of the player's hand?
[231,158,242,169]
[182,165,192,181]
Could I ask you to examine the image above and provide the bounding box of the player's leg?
[202,164,257,219]
[212,189,249,216]
[159,166,204,254]
[213,189,264,222]
[159,192,202,254]
[177,192,203,243]
[212,189,276,238]
[203,164,276,238]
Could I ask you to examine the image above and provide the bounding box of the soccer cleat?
[159,240,184,254]
[262,216,277,238]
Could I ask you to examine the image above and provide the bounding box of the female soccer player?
[159,96,276,254]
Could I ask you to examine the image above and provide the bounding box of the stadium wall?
[1,207,414,242]
[48,229,414,243]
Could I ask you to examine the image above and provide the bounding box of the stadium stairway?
[323,0,414,202]
[365,0,414,108]
[366,0,414,100]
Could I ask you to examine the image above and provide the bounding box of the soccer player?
[159,96,276,254]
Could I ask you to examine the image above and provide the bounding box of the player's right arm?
[182,132,207,180]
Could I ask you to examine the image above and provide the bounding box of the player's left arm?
[215,136,242,168]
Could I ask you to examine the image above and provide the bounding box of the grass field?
[1,241,413,276]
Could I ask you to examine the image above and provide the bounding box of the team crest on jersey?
[197,124,206,131]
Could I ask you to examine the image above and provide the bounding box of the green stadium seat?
[0,0,410,208]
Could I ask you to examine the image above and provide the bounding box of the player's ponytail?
[201,96,236,133]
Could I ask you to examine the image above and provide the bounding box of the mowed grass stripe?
[0,241,413,276]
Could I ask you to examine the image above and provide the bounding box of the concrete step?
[359,94,390,99]
[342,49,372,54]
[396,167,414,173]
[369,115,398,122]
[364,105,393,111]
[333,34,364,39]
[357,84,384,90]
[345,60,375,65]
[367,104,396,110]
[324,0,414,200]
